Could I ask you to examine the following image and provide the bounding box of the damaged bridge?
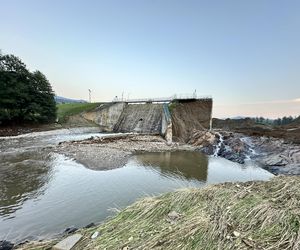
[81,95,213,143]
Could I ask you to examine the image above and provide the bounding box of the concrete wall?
[82,103,126,132]
[161,104,172,143]
[114,103,163,134]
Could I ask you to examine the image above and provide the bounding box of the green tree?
[30,70,57,122]
[0,52,56,125]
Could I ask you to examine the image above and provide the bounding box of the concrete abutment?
[81,98,212,142]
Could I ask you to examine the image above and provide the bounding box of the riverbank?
[56,134,195,170]
[189,130,300,175]
[54,129,300,175]
[0,102,101,137]
[1,128,273,247]
[0,124,63,136]
[18,176,300,250]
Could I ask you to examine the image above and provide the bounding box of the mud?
[171,99,212,142]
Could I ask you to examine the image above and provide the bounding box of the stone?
[0,240,14,250]
[64,227,78,234]
[84,222,95,228]
[232,231,240,237]
[91,231,99,239]
[167,211,181,221]
[262,155,289,166]
[52,234,82,250]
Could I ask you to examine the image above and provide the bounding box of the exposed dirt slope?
[213,118,300,144]
[171,99,212,142]
[212,118,256,130]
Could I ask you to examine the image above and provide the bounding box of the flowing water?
[0,128,273,243]
[213,132,224,157]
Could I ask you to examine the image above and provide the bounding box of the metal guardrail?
[113,94,212,103]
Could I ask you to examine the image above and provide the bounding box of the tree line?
[0,51,56,125]
[252,116,299,126]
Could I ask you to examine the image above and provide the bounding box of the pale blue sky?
[1,0,300,118]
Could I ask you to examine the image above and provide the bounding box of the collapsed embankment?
[19,176,300,250]
[171,99,212,142]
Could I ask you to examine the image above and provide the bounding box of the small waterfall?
[214,132,224,157]
[240,136,257,160]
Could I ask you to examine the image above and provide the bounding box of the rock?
[232,231,240,237]
[91,231,99,239]
[262,155,289,166]
[0,240,14,250]
[128,236,133,241]
[53,234,82,250]
[64,227,78,234]
[84,222,95,228]
[167,211,181,221]
[188,130,216,147]
[197,144,215,155]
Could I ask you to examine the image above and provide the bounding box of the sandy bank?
[56,135,195,170]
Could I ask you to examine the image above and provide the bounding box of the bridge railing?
[113,94,212,103]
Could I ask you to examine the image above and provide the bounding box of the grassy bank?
[21,176,300,250]
[56,103,101,123]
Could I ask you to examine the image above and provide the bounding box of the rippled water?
[0,128,273,242]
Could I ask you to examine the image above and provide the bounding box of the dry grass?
[20,176,300,250]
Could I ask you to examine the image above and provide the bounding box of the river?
[0,128,273,243]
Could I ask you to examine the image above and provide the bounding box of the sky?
[1,0,300,118]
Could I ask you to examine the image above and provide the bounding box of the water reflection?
[0,149,52,218]
[135,151,208,182]
[0,128,273,243]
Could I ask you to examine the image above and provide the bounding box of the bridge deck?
[113,95,212,104]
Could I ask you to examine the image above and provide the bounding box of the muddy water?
[0,128,273,243]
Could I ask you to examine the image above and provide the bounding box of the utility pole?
[121,91,124,101]
[88,89,91,103]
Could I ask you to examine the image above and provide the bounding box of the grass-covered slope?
[21,176,300,250]
[56,103,101,123]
